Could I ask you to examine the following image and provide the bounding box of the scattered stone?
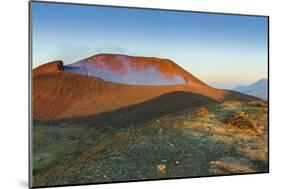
[236,111,246,117]
[224,111,257,131]
[248,101,267,108]
[158,128,163,135]
[175,160,180,165]
[156,164,166,175]
[167,142,174,147]
[196,107,209,117]
[209,157,255,174]
[220,101,241,107]
[156,119,160,123]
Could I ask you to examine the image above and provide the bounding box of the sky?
[31,2,268,89]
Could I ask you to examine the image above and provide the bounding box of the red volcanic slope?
[33,54,249,121]
[69,54,208,86]
[33,60,64,77]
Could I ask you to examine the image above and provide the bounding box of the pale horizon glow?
[32,2,268,89]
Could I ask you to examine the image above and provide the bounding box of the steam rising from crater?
[64,56,186,85]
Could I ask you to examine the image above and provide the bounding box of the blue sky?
[32,2,268,89]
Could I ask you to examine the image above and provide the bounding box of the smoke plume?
[64,56,186,85]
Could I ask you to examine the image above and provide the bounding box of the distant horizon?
[32,2,268,89]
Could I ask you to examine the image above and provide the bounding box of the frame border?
[28,1,33,188]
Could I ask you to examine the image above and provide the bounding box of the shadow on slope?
[34,91,216,128]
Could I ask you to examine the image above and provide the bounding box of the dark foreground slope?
[32,98,268,187]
